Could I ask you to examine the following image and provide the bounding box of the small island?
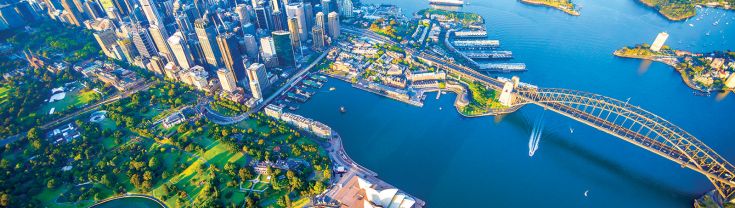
[520,0,580,16]
[614,44,735,92]
[638,0,734,21]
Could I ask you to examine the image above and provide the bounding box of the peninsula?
[614,44,735,92]
[520,0,581,16]
[638,0,734,21]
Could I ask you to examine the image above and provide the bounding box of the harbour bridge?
[418,53,735,201]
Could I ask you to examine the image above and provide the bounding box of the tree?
[0,192,8,207]
[238,167,252,181]
[148,157,159,170]
[47,178,56,189]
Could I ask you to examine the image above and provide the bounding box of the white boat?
[584,190,589,197]
[329,87,336,91]
[689,23,694,27]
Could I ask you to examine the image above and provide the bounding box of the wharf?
[478,63,527,72]
[463,51,513,59]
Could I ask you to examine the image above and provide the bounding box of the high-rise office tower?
[272,30,295,66]
[60,0,84,25]
[149,24,173,61]
[235,4,250,25]
[243,34,259,59]
[246,63,268,100]
[285,3,306,40]
[140,0,163,26]
[194,18,222,69]
[130,23,158,58]
[340,0,352,18]
[327,11,339,38]
[315,11,324,28]
[321,0,331,14]
[271,10,286,31]
[259,36,276,59]
[312,26,325,50]
[217,68,238,92]
[167,31,194,69]
[286,17,300,48]
[83,0,105,19]
[254,5,271,31]
[303,2,313,31]
[216,32,247,87]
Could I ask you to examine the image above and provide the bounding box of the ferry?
[429,0,464,6]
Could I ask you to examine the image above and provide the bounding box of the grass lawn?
[97,118,117,131]
[39,84,100,115]
[291,197,310,208]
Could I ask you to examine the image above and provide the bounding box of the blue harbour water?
[297,0,735,207]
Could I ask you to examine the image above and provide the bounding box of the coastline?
[520,0,580,16]
[637,0,734,21]
[612,49,722,93]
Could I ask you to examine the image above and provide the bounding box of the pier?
[454,30,488,38]
[463,51,513,59]
[478,63,527,72]
[452,39,500,49]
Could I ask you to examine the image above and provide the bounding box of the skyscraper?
[235,4,250,25]
[312,26,325,50]
[285,3,306,40]
[327,11,340,38]
[130,23,158,58]
[246,63,268,100]
[217,68,238,92]
[286,17,300,48]
[254,5,271,31]
[194,18,222,70]
[260,36,276,59]
[60,0,85,26]
[243,34,259,59]
[140,0,163,26]
[272,30,295,67]
[315,12,325,28]
[167,31,194,69]
[321,0,331,14]
[149,24,173,61]
[216,32,247,87]
[340,0,353,18]
[271,10,286,31]
[303,2,314,31]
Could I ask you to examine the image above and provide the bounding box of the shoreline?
[321,71,520,118]
[612,49,731,93]
[520,0,581,16]
[637,0,734,21]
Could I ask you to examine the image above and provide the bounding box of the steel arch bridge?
[507,87,735,200]
[417,52,735,200]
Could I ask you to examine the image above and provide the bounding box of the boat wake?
[528,111,545,157]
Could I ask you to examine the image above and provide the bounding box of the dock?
[478,63,527,72]
[454,30,488,38]
[452,39,500,49]
[463,51,513,59]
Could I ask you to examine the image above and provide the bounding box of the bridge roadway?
[342,27,735,201]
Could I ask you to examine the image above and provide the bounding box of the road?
[200,48,332,125]
[0,80,157,146]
